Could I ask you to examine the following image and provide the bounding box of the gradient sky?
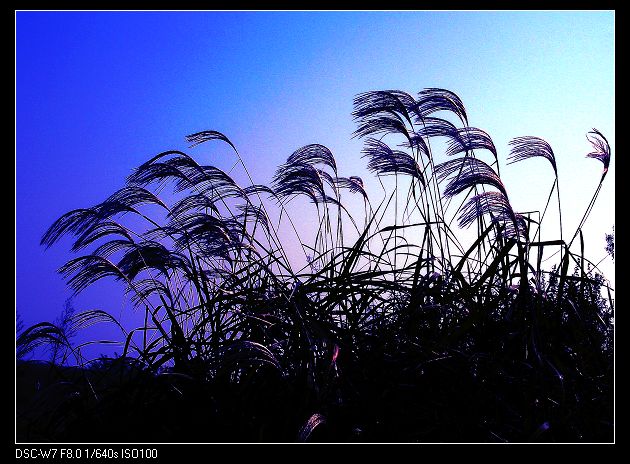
[16,11,614,354]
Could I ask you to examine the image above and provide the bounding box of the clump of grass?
[17,88,613,442]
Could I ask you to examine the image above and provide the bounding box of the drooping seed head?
[586,128,611,175]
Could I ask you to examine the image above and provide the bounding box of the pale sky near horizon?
[16,11,614,352]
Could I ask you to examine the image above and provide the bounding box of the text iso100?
[121,449,158,459]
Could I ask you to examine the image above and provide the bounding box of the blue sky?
[16,11,614,351]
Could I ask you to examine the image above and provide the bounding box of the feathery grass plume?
[313,168,337,192]
[41,208,103,249]
[352,91,417,143]
[94,199,163,224]
[59,255,130,295]
[116,242,188,280]
[126,278,173,308]
[435,157,507,197]
[235,203,271,234]
[352,115,414,143]
[507,136,562,244]
[399,117,460,160]
[68,309,124,333]
[45,188,164,249]
[168,193,220,219]
[131,152,227,195]
[507,136,557,175]
[92,238,136,259]
[286,144,338,175]
[272,159,327,204]
[348,175,365,189]
[170,161,219,194]
[333,176,368,200]
[51,187,164,253]
[352,90,416,127]
[105,185,169,209]
[196,165,244,196]
[445,127,497,161]
[16,323,69,362]
[413,116,459,139]
[402,131,430,160]
[127,161,196,191]
[126,151,204,195]
[243,184,276,199]
[165,213,241,259]
[185,130,239,153]
[71,221,134,252]
[586,128,611,176]
[138,149,202,168]
[458,191,523,238]
[414,88,468,125]
[504,212,528,240]
[567,128,612,249]
[362,138,425,186]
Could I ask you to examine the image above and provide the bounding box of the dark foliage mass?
[17,88,613,442]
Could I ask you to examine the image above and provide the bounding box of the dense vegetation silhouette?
[17,88,613,442]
